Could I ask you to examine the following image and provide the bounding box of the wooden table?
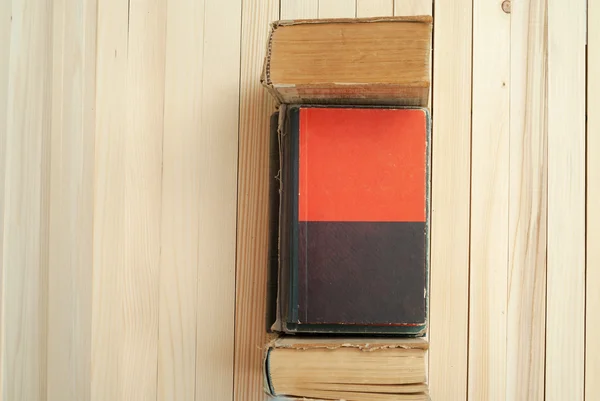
[0,0,596,400]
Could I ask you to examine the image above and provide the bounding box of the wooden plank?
[193,0,241,400]
[91,0,128,399]
[468,0,510,399]
[157,0,203,400]
[506,0,547,400]
[121,0,166,399]
[91,0,127,398]
[2,0,52,399]
[47,0,96,399]
[587,0,600,399]
[356,0,393,17]
[546,0,586,399]
[318,0,355,18]
[234,0,279,400]
[91,0,166,399]
[280,0,318,19]
[393,0,431,15]
[428,0,472,399]
[0,0,11,395]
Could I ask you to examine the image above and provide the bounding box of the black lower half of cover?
[297,221,426,327]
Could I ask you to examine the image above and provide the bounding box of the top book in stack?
[261,16,432,106]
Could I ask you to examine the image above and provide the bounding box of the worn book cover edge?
[266,110,281,332]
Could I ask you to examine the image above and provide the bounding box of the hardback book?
[261,16,432,106]
[268,105,430,336]
[263,336,429,401]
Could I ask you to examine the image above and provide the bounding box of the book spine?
[262,345,276,397]
[276,106,294,330]
[266,112,280,332]
[424,108,431,333]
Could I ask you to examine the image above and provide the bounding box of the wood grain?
[234,1,279,401]
[318,0,355,18]
[280,0,318,19]
[2,0,52,399]
[193,0,241,400]
[0,2,595,400]
[394,0,431,15]
[428,0,472,399]
[587,0,599,398]
[507,0,547,399]
[122,0,166,399]
[0,1,10,395]
[546,0,586,399]
[158,0,204,399]
[92,0,166,399]
[356,0,393,17]
[91,0,128,398]
[468,1,510,400]
[48,0,96,399]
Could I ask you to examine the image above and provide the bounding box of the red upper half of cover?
[298,108,427,222]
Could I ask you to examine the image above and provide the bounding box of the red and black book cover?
[270,105,430,336]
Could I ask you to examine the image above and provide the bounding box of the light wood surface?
[428,0,471,399]
[48,0,96,400]
[468,0,510,399]
[356,0,393,17]
[281,0,318,19]
[94,0,168,400]
[394,0,431,15]
[0,1,595,401]
[546,0,586,399]
[2,0,52,399]
[158,0,204,398]
[318,0,356,18]
[0,0,8,393]
[193,1,241,399]
[159,0,242,400]
[234,1,279,401]
[507,0,547,399]
[587,0,600,399]
[91,0,128,398]
[122,0,165,398]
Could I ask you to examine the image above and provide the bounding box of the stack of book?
[261,16,433,401]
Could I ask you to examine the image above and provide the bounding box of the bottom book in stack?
[263,337,429,401]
